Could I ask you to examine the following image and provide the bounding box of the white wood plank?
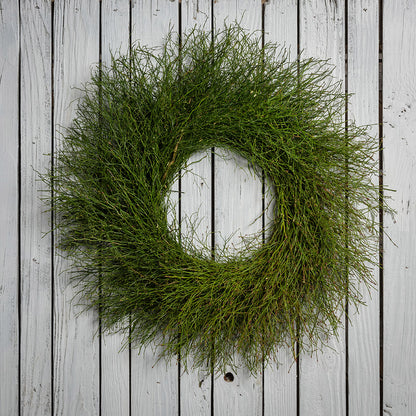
[213,0,262,32]
[213,151,263,416]
[180,362,212,416]
[20,1,53,415]
[180,3,212,259]
[264,0,298,57]
[182,0,211,34]
[53,1,100,414]
[298,1,346,415]
[101,2,131,416]
[131,0,178,47]
[215,362,263,416]
[264,349,297,416]
[214,150,264,258]
[180,1,213,415]
[212,2,263,415]
[131,345,179,416]
[130,2,179,414]
[102,0,130,57]
[347,1,380,414]
[177,144,212,416]
[0,1,19,415]
[383,1,416,414]
[263,1,298,414]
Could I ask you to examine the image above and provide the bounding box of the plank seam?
[378,0,384,414]
[261,2,266,415]
[210,149,215,416]
[51,0,55,414]
[296,3,300,416]
[178,2,182,415]
[344,1,349,414]
[210,3,215,415]
[18,0,22,414]
[128,4,133,416]
[98,1,103,415]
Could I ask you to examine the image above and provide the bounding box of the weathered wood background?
[1,0,415,415]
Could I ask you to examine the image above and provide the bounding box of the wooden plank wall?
[1,0,415,415]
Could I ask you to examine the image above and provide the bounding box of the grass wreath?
[46,25,384,373]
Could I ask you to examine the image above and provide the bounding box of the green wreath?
[47,26,383,373]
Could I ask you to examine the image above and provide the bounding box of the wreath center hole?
[167,148,273,260]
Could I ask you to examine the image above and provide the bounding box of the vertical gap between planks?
[129,0,133,53]
[378,0,384,414]
[210,150,216,416]
[210,2,215,415]
[50,0,55,414]
[178,1,182,415]
[296,2,300,416]
[128,3,133,416]
[18,0,22,414]
[98,1,103,414]
[344,1,349,415]
[261,2,266,415]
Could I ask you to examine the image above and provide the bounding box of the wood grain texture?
[298,1,346,415]
[214,150,264,259]
[212,2,263,414]
[180,362,211,416]
[180,1,213,415]
[53,1,100,415]
[130,2,179,415]
[383,1,416,414]
[347,1,380,414]
[263,1,298,414]
[20,1,53,414]
[213,0,261,30]
[131,345,179,416]
[101,2,131,415]
[180,1,212,260]
[213,149,265,416]
[102,0,130,58]
[131,0,178,47]
[214,358,263,416]
[0,1,19,415]
[3,3,416,415]
[264,0,298,58]
[182,0,211,33]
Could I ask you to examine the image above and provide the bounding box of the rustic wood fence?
[1,0,415,415]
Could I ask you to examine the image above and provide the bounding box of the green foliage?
[45,25,385,373]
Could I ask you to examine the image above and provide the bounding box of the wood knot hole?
[224,372,234,382]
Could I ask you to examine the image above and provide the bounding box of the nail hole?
[224,372,234,382]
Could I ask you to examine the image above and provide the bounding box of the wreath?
[47,26,383,373]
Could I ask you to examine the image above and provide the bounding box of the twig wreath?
[46,25,385,373]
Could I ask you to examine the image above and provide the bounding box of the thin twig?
[162,134,183,183]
